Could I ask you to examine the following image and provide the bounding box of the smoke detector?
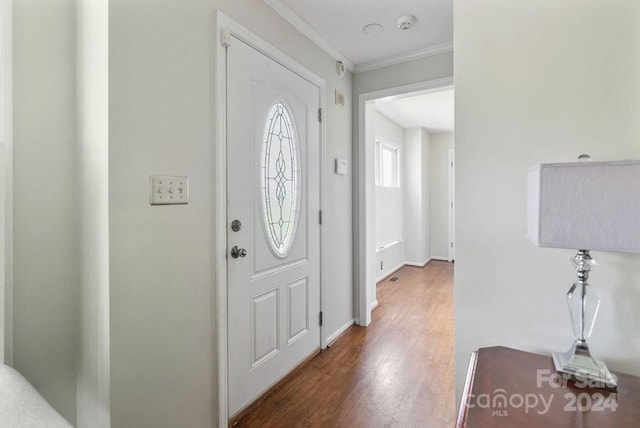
[396,14,416,30]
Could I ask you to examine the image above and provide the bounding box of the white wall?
[353,53,453,325]
[373,109,404,281]
[375,242,403,284]
[354,52,454,96]
[9,0,354,426]
[404,128,421,263]
[404,127,431,266]
[430,132,453,259]
[108,2,215,425]
[107,1,353,426]
[76,0,109,426]
[12,0,77,423]
[372,117,441,279]
[375,186,402,250]
[455,0,640,405]
[421,129,431,263]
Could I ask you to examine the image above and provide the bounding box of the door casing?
[448,148,455,262]
[0,0,13,365]
[355,78,454,326]
[213,11,327,427]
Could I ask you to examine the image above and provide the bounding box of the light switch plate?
[335,158,348,175]
[150,175,189,205]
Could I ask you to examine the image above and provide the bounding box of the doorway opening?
[356,77,454,325]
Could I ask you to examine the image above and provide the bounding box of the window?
[374,139,402,249]
[375,140,399,188]
[261,102,300,257]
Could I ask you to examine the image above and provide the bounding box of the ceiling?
[265,0,453,73]
[374,89,454,133]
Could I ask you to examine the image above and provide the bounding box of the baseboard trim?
[378,258,446,283]
[371,300,379,311]
[376,262,405,283]
[327,319,355,346]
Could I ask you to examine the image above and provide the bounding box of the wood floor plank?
[233,261,455,427]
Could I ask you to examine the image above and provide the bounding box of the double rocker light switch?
[150,175,189,205]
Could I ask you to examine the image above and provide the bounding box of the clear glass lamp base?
[552,340,617,391]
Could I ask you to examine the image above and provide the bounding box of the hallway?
[234,261,455,427]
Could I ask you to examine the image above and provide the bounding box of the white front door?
[226,38,321,417]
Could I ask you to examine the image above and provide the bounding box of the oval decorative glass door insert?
[261,102,300,257]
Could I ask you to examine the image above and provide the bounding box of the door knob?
[231,246,247,258]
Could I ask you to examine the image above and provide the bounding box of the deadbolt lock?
[231,219,242,232]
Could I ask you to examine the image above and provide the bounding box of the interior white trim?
[264,0,355,72]
[370,300,379,311]
[326,319,354,346]
[319,80,328,352]
[448,148,455,262]
[213,12,228,428]
[0,0,13,365]
[361,78,454,104]
[214,11,327,427]
[354,41,454,74]
[263,0,453,76]
[431,256,449,262]
[356,76,454,329]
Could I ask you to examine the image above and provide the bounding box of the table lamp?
[527,159,640,390]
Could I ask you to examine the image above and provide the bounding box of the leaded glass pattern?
[261,102,299,256]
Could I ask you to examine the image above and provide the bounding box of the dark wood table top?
[457,346,640,428]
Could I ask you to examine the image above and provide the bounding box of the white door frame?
[448,149,455,262]
[213,12,327,426]
[355,77,453,326]
[0,0,13,365]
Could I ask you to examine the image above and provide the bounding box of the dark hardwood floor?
[233,261,455,427]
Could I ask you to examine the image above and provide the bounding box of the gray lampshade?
[527,160,640,253]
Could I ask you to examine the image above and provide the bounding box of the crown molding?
[353,41,454,74]
[264,0,453,76]
[264,0,356,72]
